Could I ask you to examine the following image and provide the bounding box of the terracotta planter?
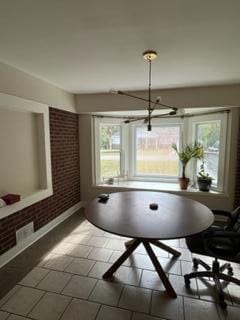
[179,177,190,190]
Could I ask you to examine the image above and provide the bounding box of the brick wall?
[234,115,240,208]
[0,107,80,255]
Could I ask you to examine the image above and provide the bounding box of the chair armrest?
[212,209,232,219]
[205,231,240,239]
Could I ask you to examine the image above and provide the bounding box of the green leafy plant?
[197,161,214,182]
[172,142,204,178]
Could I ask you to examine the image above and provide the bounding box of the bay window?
[94,110,229,192]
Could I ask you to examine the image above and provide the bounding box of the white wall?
[79,108,240,211]
[76,84,240,113]
[0,62,76,112]
[0,108,40,197]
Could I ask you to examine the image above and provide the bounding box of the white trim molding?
[0,201,86,268]
[0,93,53,218]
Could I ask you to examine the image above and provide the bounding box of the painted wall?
[79,108,240,211]
[75,84,240,113]
[0,108,81,255]
[0,62,75,112]
[0,109,40,197]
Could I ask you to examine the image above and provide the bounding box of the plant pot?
[197,179,212,192]
[179,177,190,190]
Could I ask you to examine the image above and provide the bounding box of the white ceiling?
[0,0,240,93]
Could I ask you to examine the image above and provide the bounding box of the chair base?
[184,258,240,309]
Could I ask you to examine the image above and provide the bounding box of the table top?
[85,191,214,240]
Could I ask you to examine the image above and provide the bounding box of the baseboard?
[0,201,86,268]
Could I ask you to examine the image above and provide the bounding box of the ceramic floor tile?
[118,285,151,313]
[105,239,127,251]
[197,279,232,304]
[109,251,131,267]
[228,284,240,306]
[132,313,165,320]
[151,291,184,320]
[65,258,95,276]
[29,292,71,320]
[43,253,73,271]
[7,315,30,320]
[0,311,9,320]
[87,236,109,248]
[169,274,198,298]
[37,270,72,293]
[140,269,166,291]
[61,298,100,320]
[63,234,91,245]
[110,252,154,270]
[19,267,49,287]
[179,238,188,249]
[114,266,142,286]
[89,280,123,306]
[88,248,113,262]
[160,257,181,275]
[0,286,21,308]
[218,304,240,320]
[184,296,220,320]
[64,244,93,258]
[96,305,132,320]
[88,261,112,279]
[172,247,192,262]
[62,275,97,299]
[1,286,44,316]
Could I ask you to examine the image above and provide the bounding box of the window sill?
[0,188,53,220]
[94,180,226,197]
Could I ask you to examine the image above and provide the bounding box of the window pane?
[135,126,180,176]
[196,121,221,184]
[100,124,121,180]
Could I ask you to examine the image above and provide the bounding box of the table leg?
[103,239,141,279]
[150,240,181,258]
[124,239,135,247]
[143,241,177,298]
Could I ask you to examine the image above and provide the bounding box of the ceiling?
[0,0,240,94]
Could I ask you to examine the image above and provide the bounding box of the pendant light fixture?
[111,50,177,131]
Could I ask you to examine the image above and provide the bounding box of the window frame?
[129,120,183,182]
[188,113,228,192]
[94,111,228,191]
[94,117,125,184]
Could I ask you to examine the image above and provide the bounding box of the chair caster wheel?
[219,294,227,309]
[184,276,191,287]
[193,258,199,269]
[219,301,227,309]
[228,267,233,276]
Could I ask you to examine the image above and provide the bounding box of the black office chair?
[184,206,240,308]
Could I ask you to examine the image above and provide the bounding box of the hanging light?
[111,50,177,131]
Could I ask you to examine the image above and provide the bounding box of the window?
[195,121,221,185]
[134,125,180,178]
[95,110,228,191]
[99,124,122,181]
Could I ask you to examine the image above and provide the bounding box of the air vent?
[16,222,34,243]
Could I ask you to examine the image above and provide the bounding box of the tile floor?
[0,210,240,320]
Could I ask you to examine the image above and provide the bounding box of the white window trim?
[94,117,125,184]
[188,113,227,192]
[94,111,229,192]
[129,119,183,182]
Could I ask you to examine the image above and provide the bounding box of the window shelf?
[94,180,225,197]
[0,189,53,220]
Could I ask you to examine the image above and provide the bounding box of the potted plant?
[197,161,214,192]
[172,142,204,190]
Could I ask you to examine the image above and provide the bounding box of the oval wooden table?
[85,191,214,298]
